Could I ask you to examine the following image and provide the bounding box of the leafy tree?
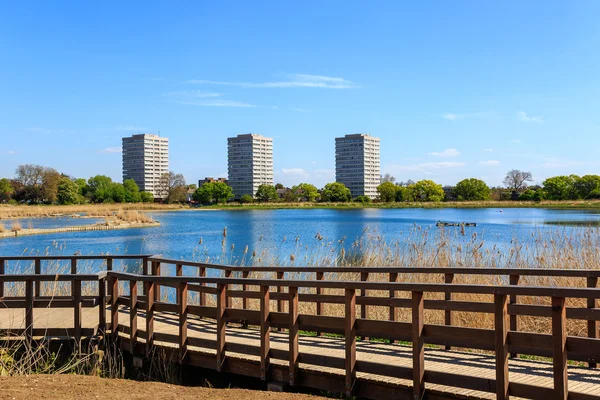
[518,189,536,201]
[41,169,61,203]
[57,177,82,205]
[240,194,254,204]
[574,175,600,199]
[320,182,351,202]
[0,178,14,202]
[453,178,491,201]
[255,184,279,202]
[87,175,114,203]
[188,184,197,191]
[193,182,234,204]
[15,164,45,187]
[412,180,445,202]
[533,189,546,202]
[73,178,89,199]
[291,183,319,202]
[111,183,126,203]
[376,181,397,202]
[14,164,60,203]
[123,179,141,203]
[140,191,154,203]
[275,183,285,189]
[503,170,533,192]
[157,171,187,203]
[542,175,579,200]
[396,186,416,202]
[354,195,372,204]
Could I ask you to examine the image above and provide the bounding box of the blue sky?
[1,1,599,188]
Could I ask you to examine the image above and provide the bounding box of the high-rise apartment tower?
[335,133,380,199]
[122,133,169,199]
[227,134,273,199]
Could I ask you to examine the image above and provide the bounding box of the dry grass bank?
[0,203,186,220]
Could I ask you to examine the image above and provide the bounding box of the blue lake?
[1,208,600,266]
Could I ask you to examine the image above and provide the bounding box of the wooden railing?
[1,255,600,400]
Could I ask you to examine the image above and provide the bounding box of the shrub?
[354,195,372,204]
[239,194,254,204]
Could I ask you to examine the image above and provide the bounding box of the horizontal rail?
[0,255,150,261]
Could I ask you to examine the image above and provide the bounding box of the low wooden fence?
[0,255,599,400]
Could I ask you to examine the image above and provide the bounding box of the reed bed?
[0,203,185,220]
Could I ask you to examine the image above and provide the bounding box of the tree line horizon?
[0,164,599,205]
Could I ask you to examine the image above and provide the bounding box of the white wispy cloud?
[163,90,222,98]
[281,168,310,178]
[100,147,122,154]
[388,161,466,173]
[7,150,17,155]
[479,160,500,166]
[115,125,148,132]
[512,139,523,144]
[172,100,255,108]
[483,148,494,152]
[442,111,487,121]
[428,148,460,157]
[289,107,310,112]
[187,73,358,89]
[517,111,543,123]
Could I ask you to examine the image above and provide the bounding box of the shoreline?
[0,221,160,239]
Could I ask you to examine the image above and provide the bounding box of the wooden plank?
[175,264,183,304]
[216,283,226,371]
[0,258,4,298]
[129,280,138,353]
[509,274,520,358]
[110,276,119,339]
[224,270,232,309]
[70,258,77,274]
[151,261,160,302]
[34,259,41,297]
[588,276,598,368]
[25,279,33,342]
[289,286,299,386]
[107,258,113,299]
[199,267,206,307]
[146,281,155,356]
[345,288,356,397]
[412,291,424,400]
[276,271,284,333]
[360,272,369,341]
[73,279,82,346]
[444,272,454,350]
[494,294,509,400]
[260,285,270,381]
[98,277,106,333]
[552,296,568,400]
[179,282,188,362]
[316,271,324,336]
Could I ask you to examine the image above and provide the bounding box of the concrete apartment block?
[335,133,381,199]
[227,133,273,199]
[122,133,169,199]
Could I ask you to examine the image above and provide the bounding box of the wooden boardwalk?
[2,305,600,399]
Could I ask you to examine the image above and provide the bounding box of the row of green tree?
[0,164,192,204]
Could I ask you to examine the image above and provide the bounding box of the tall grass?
[0,203,185,220]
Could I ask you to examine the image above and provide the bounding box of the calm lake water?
[1,208,600,267]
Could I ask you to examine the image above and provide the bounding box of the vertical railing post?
[494,294,509,400]
[224,270,232,309]
[444,273,454,350]
[345,288,356,398]
[360,272,369,341]
[34,259,41,297]
[242,271,249,310]
[0,258,5,299]
[107,258,113,300]
[73,278,82,345]
[276,271,284,333]
[260,285,270,381]
[552,296,568,400]
[199,267,206,307]
[178,282,188,362]
[129,280,138,353]
[389,272,398,344]
[412,291,425,400]
[289,286,299,386]
[70,258,77,274]
[110,276,119,339]
[316,271,324,336]
[587,277,598,368]
[151,261,161,302]
[98,277,106,334]
[25,279,33,343]
[216,283,226,371]
[509,274,520,358]
[175,264,183,305]
[146,280,155,356]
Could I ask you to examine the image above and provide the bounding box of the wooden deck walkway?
[2,305,600,399]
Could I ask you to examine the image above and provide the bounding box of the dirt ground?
[0,375,326,400]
